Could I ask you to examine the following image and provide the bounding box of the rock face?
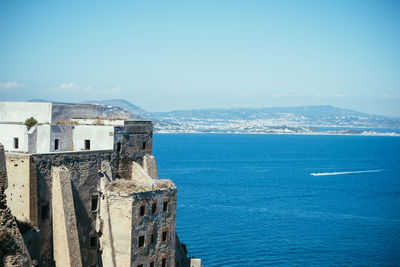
[0,144,32,267]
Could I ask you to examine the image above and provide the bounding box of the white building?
[0,102,130,153]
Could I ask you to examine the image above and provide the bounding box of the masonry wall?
[113,121,153,179]
[101,186,177,267]
[130,188,177,267]
[4,153,38,227]
[31,150,113,266]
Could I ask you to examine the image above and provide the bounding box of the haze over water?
[154,134,400,266]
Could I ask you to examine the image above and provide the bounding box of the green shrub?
[24,117,38,129]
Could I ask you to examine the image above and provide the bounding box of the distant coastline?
[154,130,400,137]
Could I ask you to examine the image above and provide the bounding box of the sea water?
[153,134,400,266]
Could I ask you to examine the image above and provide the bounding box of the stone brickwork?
[2,120,193,267]
[0,143,32,267]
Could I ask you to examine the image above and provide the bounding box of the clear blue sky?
[1,0,399,116]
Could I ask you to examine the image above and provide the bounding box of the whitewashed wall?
[50,125,73,152]
[0,124,29,152]
[0,102,52,123]
[36,125,51,153]
[72,125,114,151]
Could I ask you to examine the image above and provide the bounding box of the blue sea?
[153,134,400,266]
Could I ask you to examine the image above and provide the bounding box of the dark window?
[137,265,143,267]
[142,142,146,150]
[150,262,154,267]
[54,139,60,150]
[163,201,168,212]
[41,204,49,220]
[140,205,145,216]
[116,142,121,152]
[162,228,168,242]
[91,195,98,212]
[90,236,98,249]
[162,258,167,267]
[138,235,145,248]
[151,203,157,215]
[13,138,19,149]
[150,231,155,244]
[85,139,91,150]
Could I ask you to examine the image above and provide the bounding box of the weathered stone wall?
[0,143,32,267]
[32,150,113,266]
[130,188,177,267]
[51,166,82,267]
[100,181,177,267]
[4,153,38,227]
[113,121,153,179]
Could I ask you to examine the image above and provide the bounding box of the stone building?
[1,109,193,266]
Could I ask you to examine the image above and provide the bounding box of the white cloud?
[50,82,92,94]
[59,82,76,90]
[0,81,25,91]
[381,94,400,99]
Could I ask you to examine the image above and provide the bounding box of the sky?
[0,0,399,116]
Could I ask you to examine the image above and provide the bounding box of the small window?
[13,138,19,149]
[85,139,91,150]
[90,236,98,249]
[139,205,145,216]
[137,264,143,267]
[150,262,154,267]
[162,227,168,242]
[116,142,121,152]
[138,235,145,248]
[41,204,49,220]
[54,139,60,150]
[162,257,167,267]
[151,203,157,215]
[163,200,168,212]
[142,142,147,150]
[91,194,99,212]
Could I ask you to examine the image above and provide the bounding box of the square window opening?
[13,138,19,149]
[91,194,99,212]
[41,204,49,220]
[150,262,155,267]
[162,228,168,242]
[163,201,168,212]
[138,235,145,248]
[54,139,60,150]
[90,236,98,249]
[85,139,91,150]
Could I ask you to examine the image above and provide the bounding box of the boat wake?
[310,170,382,176]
